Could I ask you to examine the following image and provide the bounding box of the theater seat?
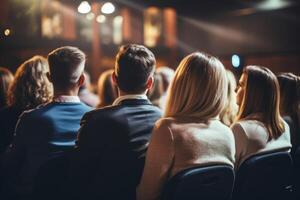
[293,147,300,198]
[233,151,293,200]
[33,152,69,200]
[162,165,234,200]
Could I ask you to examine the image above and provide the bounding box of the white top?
[112,94,148,106]
[137,118,235,200]
[231,119,291,168]
[53,95,81,103]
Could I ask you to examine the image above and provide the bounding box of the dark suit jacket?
[70,98,162,200]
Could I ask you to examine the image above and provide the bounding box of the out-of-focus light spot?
[96,15,106,23]
[4,29,10,36]
[114,16,123,23]
[86,12,95,20]
[257,0,291,11]
[101,2,115,14]
[232,54,241,68]
[78,1,91,14]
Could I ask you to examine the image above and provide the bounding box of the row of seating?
[164,150,300,200]
[32,149,300,200]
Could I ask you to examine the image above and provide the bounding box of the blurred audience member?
[79,71,99,108]
[147,72,164,107]
[220,70,238,126]
[156,66,175,110]
[0,67,14,109]
[97,69,118,108]
[1,46,92,197]
[0,56,52,154]
[137,52,235,200]
[231,65,291,168]
[277,73,300,151]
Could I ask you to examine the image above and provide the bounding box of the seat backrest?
[233,151,293,200]
[162,165,235,200]
[33,152,69,200]
[293,147,300,197]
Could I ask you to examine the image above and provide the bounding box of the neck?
[53,88,79,98]
[118,89,147,97]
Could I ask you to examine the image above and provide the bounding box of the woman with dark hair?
[277,73,300,151]
[232,65,291,168]
[0,67,14,110]
[0,56,53,153]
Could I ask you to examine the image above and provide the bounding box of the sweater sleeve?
[137,119,175,200]
[231,122,248,169]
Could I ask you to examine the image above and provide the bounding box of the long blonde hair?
[164,52,228,121]
[237,65,284,140]
[7,56,53,110]
[220,70,239,126]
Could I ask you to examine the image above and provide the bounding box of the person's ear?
[146,76,154,90]
[47,72,52,83]
[112,72,118,86]
[78,73,85,86]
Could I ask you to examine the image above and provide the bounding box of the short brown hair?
[114,44,156,93]
[48,46,85,89]
[237,65,285,140]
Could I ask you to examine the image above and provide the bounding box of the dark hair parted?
[237,65,285,140]
[115,44,156,94]
[48,46,85,89]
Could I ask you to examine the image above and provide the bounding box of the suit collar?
[118,98,152,106]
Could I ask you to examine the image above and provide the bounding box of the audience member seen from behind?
[220,70,239,126]
[79,71,99,107]
[0,67,14,110]
[231,65,291,168]
[97,69,118,108]
[277,73,300,152]
[71,44,162,200]
[137,52,235,200]
[1,46,92,197]
[156,66,175,110]
[0,56,52,154]
[147,72,164,108]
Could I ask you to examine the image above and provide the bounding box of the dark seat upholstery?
[293,147,300,198]
[162,165,235,200]
[233,151,293,200]
[33,152,69,200]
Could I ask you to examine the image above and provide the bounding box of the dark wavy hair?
[0,67,14,108]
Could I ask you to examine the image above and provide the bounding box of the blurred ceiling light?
[78,1,91,14]
[231,54,241,68]
[4,29,11,36]
[86,12,95,20]
[257,0,292,11]
[96,15,106,23]
[101,2,115,14]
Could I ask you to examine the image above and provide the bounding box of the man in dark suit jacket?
[70,44,162,200]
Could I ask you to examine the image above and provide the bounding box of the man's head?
[48,46,85,91]
[113,44,156,94]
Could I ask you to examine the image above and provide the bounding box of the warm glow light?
[86,12,95,20]
[4,29,10,36]
[101,2,115,14]
[96,15,106,23]
[78,1,91,14]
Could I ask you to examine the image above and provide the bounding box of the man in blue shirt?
[1,46,92,197]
